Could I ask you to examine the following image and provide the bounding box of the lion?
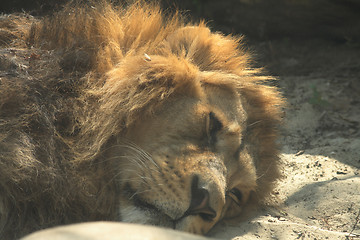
[0,1,283,239]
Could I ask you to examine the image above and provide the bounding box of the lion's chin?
[119,204,175,228]
[118,203,214,234]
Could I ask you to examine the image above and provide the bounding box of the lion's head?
[0,1,283,238]
[114,74,260,233]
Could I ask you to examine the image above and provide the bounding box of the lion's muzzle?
[185,175,217,220]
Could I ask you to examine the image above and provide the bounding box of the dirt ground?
[207,39,360,239]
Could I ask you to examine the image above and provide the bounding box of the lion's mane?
[0,1,283,239]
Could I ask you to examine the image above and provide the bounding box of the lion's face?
[109,74,257,234]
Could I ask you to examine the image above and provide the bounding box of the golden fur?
[0,1,283,239]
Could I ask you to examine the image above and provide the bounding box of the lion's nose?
[185,175,217,220]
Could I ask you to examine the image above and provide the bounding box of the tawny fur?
[0,1,283,239]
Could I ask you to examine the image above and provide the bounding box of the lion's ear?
[240,84,283,128]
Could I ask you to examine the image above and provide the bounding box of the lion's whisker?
[129,189,153,199]
[93,140,161,173]
[248,120,262,128]
[119,142,160,170]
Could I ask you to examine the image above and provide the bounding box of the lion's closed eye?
[227,188,243,207]
[206,112,223,146]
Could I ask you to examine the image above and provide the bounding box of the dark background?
[1,0,360,42]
